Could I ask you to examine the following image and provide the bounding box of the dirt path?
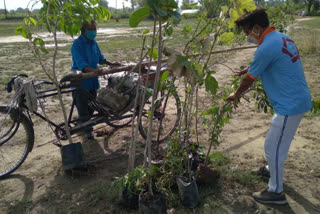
[0,46,319,213]
[0,27,146,44]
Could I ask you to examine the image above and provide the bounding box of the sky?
[0,0,130,10]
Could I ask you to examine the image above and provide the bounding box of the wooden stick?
[71,59,167,80]
[65,45,256,81]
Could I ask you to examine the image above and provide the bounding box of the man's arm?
[227,74,255,101]
[102,59,121,67]
[82,67,101,73]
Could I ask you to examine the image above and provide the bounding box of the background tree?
[291,0,318,14]
[136,0,147,8]
[126,0,136,10]
[99,0,109,8]
[16,7,26,13]
[305,0,316,13]
[3,0,7,19]
[255,0,266,7]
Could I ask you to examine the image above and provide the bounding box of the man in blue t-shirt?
[71,20,120,140]
[227,9,312,205]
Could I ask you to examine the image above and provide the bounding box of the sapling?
[15,0,111,145]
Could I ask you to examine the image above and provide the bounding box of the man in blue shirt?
[71,20,120,140]
[227,9,312,205]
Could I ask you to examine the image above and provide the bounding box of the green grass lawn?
[290,16,320,55]
[299,16,320,29]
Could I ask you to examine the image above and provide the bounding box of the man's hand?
[227,92,239,109]
[235,67,248,76]
[110,61,122,67]
[102,59,122,67]
[226,92,238,101]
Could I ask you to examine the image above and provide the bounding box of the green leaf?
[167,26,173,36]
[153,6,168,17]
[228,9,239,28]
[129,7,150,27]
[40,47,49,54]
[264,105,268,113]
[183,25,192,37]
[15,26,28,38]
[220,32,235,45]
[221,6,228,14]
[189,3,198,7]
[177,55,191,68]
[230,9,239,22]
[238,0,256,12]
[29,17,37,26]
[201,106,215,116]
[148,48,158,60]
[205,75,219,95]
[192,63,204,81]
[162,0,178,9]
[161,71,169,82]
[168,10,181,22]
[143,29,150,34]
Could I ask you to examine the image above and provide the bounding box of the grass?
[290,28,320,55]
[7,198,32,214]
[298,16,320,29]
[290,16,320,55]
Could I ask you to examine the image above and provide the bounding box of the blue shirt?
[71,35,106,91]
[248,31,312,115]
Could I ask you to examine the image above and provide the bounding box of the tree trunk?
[307,1,312,14]
[4,0,8,19]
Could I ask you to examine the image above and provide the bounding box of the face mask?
[246,29,260,44]
[85,30,97,40]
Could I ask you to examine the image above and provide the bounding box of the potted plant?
[110,166,147,209]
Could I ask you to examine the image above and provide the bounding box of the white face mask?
[246,29,260,44]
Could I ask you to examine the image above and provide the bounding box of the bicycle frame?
[33,84,135,141]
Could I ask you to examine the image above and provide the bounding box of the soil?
[0,31,320,213]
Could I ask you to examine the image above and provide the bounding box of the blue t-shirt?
[71,35,106,91]
[248,31,312,115]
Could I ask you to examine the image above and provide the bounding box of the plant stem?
[195,87,199,146]
[204,102,231,165]
[128,36,146,172]
[143,19,158,169]
[51,10,73,144]
[204,11,228,69]
[148,17,164,196]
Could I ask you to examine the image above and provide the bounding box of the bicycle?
[0,68,181,178]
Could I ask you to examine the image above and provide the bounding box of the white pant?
[264,113,304,193]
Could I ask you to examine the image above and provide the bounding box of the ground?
[0,18,319,214]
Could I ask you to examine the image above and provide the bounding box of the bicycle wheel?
[139,90,181,143]
[0,106,34,178]
[105,111,133,128]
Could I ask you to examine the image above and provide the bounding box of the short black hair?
[235,8,269,30]
[81,20,96,35]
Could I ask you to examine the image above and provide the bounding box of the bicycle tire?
[0,106,34,178]
[138,90,181,143]
[105,111,133,128]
